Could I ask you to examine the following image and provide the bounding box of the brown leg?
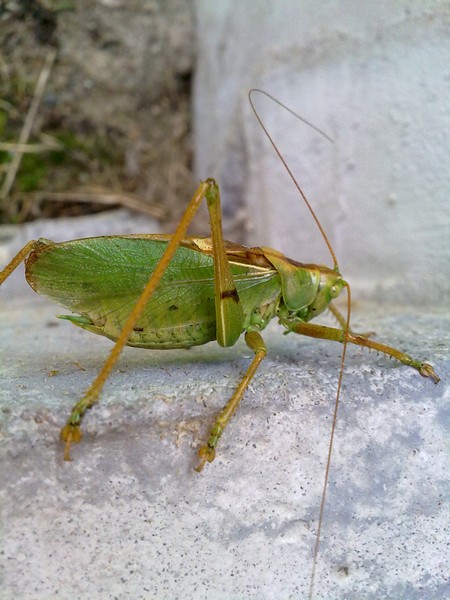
[289,321,439,383]
[195,330,267,471]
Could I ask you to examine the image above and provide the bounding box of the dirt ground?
[0,0,195,226]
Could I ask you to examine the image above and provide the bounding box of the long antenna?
[248,89,339,269]
[308,281,351,599]
[249,88,351,598]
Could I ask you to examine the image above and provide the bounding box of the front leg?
[285,320,440,383]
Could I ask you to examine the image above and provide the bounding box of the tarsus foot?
[419,362,440,384]
[60,424,83,461]
[194,445,216,472]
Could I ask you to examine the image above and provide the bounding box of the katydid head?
[261,246,346,322]
[303,266,347,322]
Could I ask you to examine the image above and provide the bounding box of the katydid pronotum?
[0,90,440,596]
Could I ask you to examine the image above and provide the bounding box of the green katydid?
[0,90,439,477]
[0,90,441,597]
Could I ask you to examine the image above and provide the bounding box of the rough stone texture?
[194,1,449,305]
[0,212,448,599]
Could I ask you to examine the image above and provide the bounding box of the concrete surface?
[194,1,449,305]
[0,212,448,599]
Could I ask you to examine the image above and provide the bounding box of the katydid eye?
[330,285,339,298]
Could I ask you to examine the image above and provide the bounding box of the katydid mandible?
[0,91,439,476]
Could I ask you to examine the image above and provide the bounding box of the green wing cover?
[26,237,281,348]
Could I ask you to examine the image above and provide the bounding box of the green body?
[25,235,344,349]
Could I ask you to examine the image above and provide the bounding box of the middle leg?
[195,329,267,471]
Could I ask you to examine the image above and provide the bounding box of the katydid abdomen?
[25,235,283,349]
